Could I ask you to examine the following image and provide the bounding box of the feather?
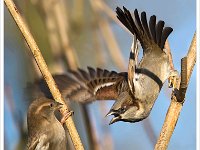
[141,11,151,39]
[160,27,173,49]
[156,21,165,47]
[149,15,157,42]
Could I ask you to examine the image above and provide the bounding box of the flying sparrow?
[30,6,176,125]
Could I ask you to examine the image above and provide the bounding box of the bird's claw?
[168,70,179,89]
[61,110,74,125]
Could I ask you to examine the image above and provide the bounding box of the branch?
[53,1,100,149]
[4,0,84,149]
[154,32,196,150]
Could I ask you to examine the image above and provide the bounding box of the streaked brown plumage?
[29,6,175,124]
[27,98,66,150]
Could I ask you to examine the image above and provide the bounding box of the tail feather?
[160,27,173,49]
[156,21,165,46]
[141,12,151,39]
[123,7,141,41]
[116,7,140,40]
[116,6,173,50]
[134,9,144,33]
[149,15,157,42]
[116,7,133,34]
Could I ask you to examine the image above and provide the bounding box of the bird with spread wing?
[29,6,175,124]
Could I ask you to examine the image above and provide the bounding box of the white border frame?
[196,0,199,149]
[0,1,4,150]
[0,1,199,150]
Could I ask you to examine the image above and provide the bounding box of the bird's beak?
[105,110,117,117]
[109,116,121,125]
[55,102,63,110]
[106,109,121,125]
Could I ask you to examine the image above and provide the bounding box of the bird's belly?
[49,123,66,150]
[134,75,161,104]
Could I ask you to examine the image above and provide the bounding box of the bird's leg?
[60,110,74,125]
[168,70,179,89]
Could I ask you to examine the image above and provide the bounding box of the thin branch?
[154,32,196,150]
[186,32,197,81]
[178,57,187,102]
[31,0,100,149]
[52,1,99,150]
[4,0,84,149]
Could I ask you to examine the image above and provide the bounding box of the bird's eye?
[120,106,126,113]
[50,103,53,107]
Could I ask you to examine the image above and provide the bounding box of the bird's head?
[28,98,63,122]
[106,92,147,124]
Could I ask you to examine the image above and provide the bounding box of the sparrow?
[27,97,66,150]
[30,6,175,125]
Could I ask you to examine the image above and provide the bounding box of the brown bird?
[30,6,176,124]
[27,97,66,150]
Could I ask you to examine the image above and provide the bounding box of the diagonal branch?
[4,0,84,149]
[154,32,196,150]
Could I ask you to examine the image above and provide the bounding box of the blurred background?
[4,0,196,150]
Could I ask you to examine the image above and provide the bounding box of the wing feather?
[116,6,173,50]
[28,67,127,103]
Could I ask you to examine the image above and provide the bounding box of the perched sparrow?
[31,6,175,124]
[27,97,66,150]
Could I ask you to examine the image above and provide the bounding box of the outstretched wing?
[116,6,173,95]
[116,6,173,51]
[28,67,127,103]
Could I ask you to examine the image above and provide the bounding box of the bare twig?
[52,1,99,150]
[186,32,196,81]
[155,32,196,150]
[4,0,84,149]
[178,57,187,102]
[30,0,97,149]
